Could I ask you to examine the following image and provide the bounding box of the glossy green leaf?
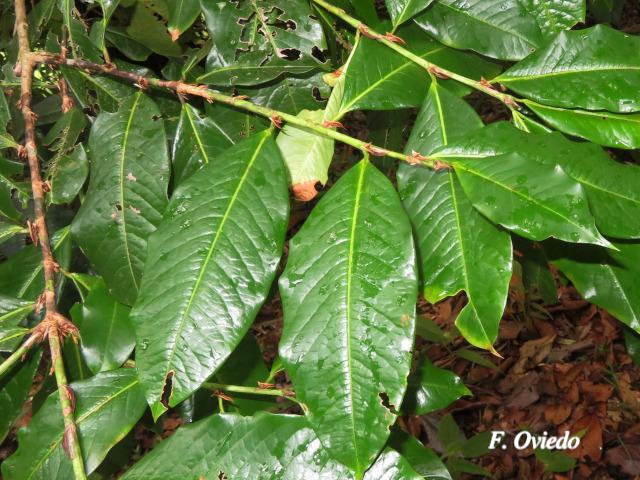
[71,92,170,306]
[199,0,326,86]
[452,153,610,247]
[105,27,152,62]
[166,0,200,40]
[389,429,452,480]
[523,0,585,39]
[397,85,512,350]
[549,241,640,332]
[121,412,351,479]
[434,122,640,239]
[279,159,417,477]
[624,327,640,366]
[497,25,640,112]
[0,227,71,301]
[385,0,434,28]
[2,368,147,480]
[0,351,41,443]
[172,103,236,185]
[131,131,289,415]
[70,279,135,374]
[339,26,500,114]
[0,158,27,222]
[49,143,88,204]
[414,0,542,61]
[0,91,10,131]
[0,222,26,246]
[363,448,422,480]
[526,101,640,149]
[403,358,471,415]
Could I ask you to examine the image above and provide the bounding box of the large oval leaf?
[279,159,417,477]
[414,0,542,61]
[433,122,640,239]
[452,153,610,247]
[71,92,169,306]
[121,412,352,479]
[397,84,512,350]
[131,131,289,416]
[497,25,640,112]
[385,0,434,28]
[0,351,41,443]
[1,368,146,480]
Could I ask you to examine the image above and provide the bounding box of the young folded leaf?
[397,84,512,351]
[131,131,289,417]
[1,369,146,480]
[279,159,417,477]
[497,25,640,112]
[71,92,170,306]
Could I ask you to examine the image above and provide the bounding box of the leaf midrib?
[498,64,640,82]
[344,160,367,475]
[159,133,271,401]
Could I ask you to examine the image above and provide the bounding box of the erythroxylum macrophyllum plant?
[0,0,639,478]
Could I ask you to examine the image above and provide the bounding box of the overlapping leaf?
[131,131,289,416]
[279,159,417,477]
[549,241,640,333]
[172,103,236,185]
[385,0,434,28]
[433,122,640,238]
[70,279,135,374]
[71,92,169,306]
[199,0,326,86]
[167,0,200,40]
[0,352,41,443]
[522,0,585,39]
[452,153,610,247]
[0,294,33,353]
[2,369,146,480]
[339,26,500,114]
[414,0,542,60]
[497,25,640,112]
[397,84,512,350]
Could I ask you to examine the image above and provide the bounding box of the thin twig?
[310,0,520,108]
[202,382,306,410]
[29,53,436,168]
[14,0,87,478]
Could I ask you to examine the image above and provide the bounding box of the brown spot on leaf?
[292,181,319,201]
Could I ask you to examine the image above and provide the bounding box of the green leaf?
[120,412,352,479]
[397,85,512,350]
[0,294,33,352]
[0,133,18,150]
[199,0,326,86]
[435,122,640,239]
[0,351,41,443]
[362,448,422,480]
[339,26,500,115]
[497,25,640,112]
[403,358,471,415]
[447,457,491,477]
[0,91,10,131]
[70,279,135,374]
[526,101,640,149]
[0,222,26,247]
[49,144,88,204]
[437,414,465,455]
[517,239,557,304]
[166,0,200,40]
[105,27,153,62]
[385,0,434,28]
[523,0,585,40]
[389,429,452,479]
[1,369,147,480]
[415,0,542,61]
[279,159,417,477]
[131,131,289,416]
[0,227,72,301]
[125,0,182,57]
[0,158,27,222]
[172,103,236,185]
[535,448,577,472]
[623,327,640,366]
[549,241,640,332]
[452,153,611,247]
[71,92,170,306]
[454,347,498,370]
